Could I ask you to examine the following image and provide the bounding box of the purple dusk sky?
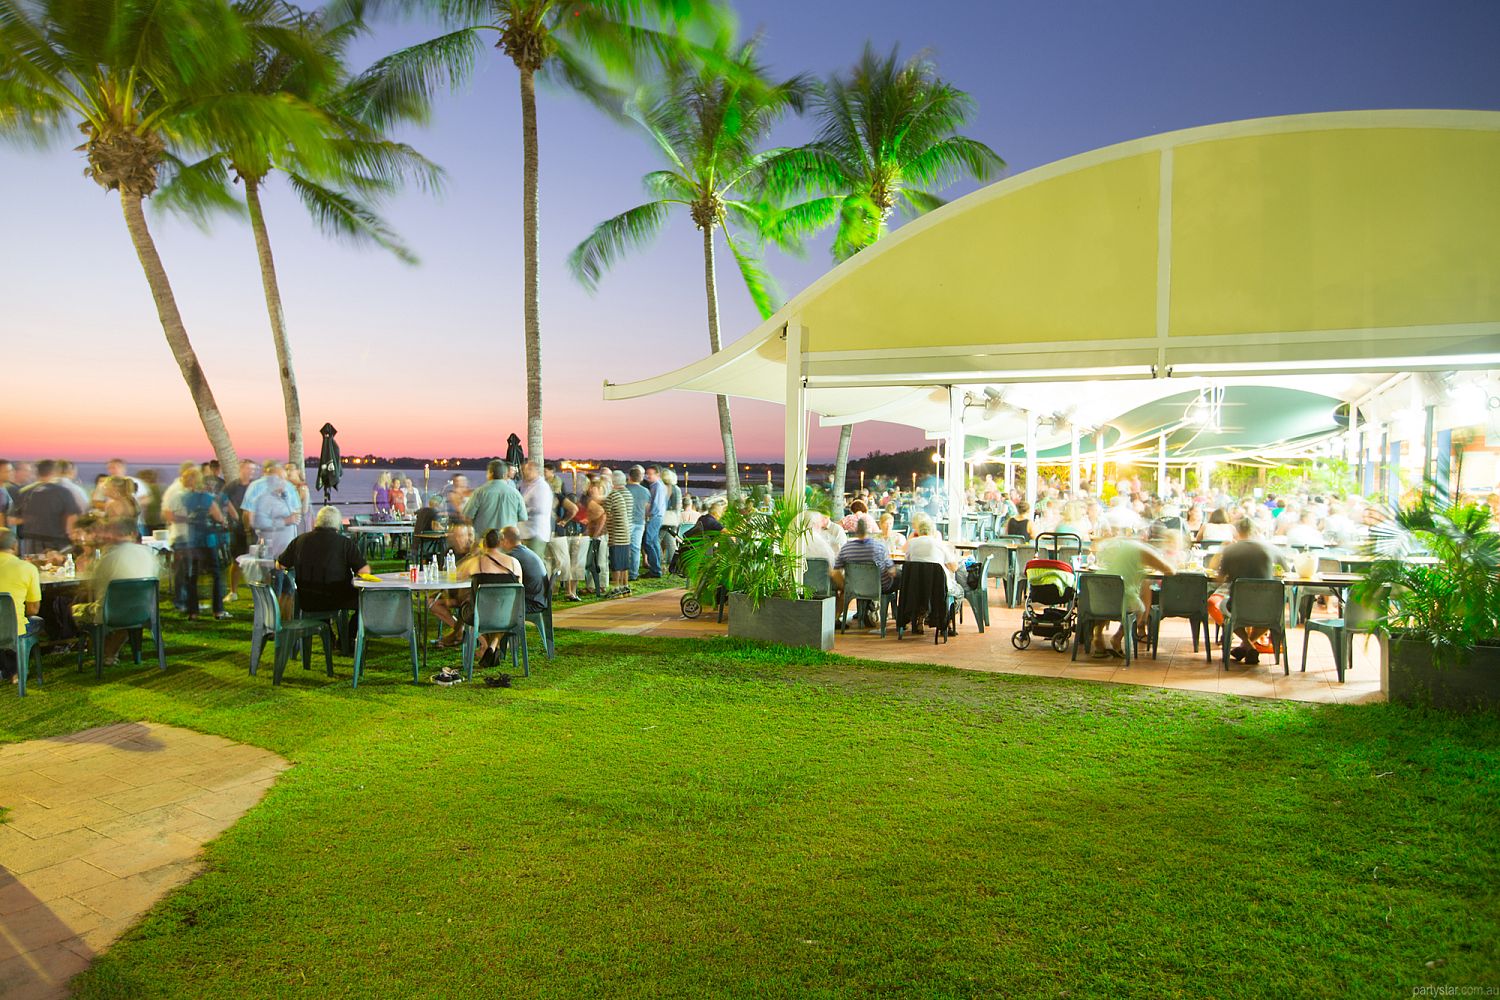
[2,0,1497,463]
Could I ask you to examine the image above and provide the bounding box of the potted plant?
[679,497,835,650]
[1354,490,1500,711]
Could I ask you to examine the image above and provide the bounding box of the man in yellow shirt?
[0,529,42,683]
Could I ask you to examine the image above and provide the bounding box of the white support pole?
[1004,444,1014,491]
[1024,410,1038,513]
[1157,433,1168,498]
[946,386,965,540]
[1070,426,1080,500]
[1095,428,1106,499]
[783,321,807,504]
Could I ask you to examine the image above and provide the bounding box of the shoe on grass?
[432,668,464,687]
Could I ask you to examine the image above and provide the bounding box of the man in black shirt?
[277,506,368,651]
[14,460,84,555]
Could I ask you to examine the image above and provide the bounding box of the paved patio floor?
[553,585,1384,705]
[0,722,288,1000]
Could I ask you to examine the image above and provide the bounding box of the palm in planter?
[679,496,812,612]
[1355,490,1500,709]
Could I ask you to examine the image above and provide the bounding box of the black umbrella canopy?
[505,433,524,467]
[317,423,342,494]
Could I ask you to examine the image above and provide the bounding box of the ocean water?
[68,463,735,506]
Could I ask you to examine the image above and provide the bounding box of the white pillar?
[946,386,965,540]
[1095,427,1106,498]
[1024,410,1038,513]
[783,320,807,504]
[1069,426,1080,499]
[1157,433,1168,498]
[1004,444,1014,490]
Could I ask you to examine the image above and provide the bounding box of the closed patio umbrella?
[504,433,524,468]
[316,422,342,506]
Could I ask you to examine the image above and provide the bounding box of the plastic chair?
[1004,542,1036,608]
[1301,585,1383,683]
[0,593,41,697]
[526,576,554,660]
[1223,578,1287,672]
[1149,573,1212,662]
[958,554,992,633]
[1293,556,1344,623]
[1071,572,1137,665]
[839,561,898,637]
[803,557,833,599]
[248,583,333,685]
[76,578,164,679]
[287,573,352,656]
[352,588,418,687]
[463,583,528,680]
[976,543,1015,603]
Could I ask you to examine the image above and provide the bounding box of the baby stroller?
[1011,555,1078,652]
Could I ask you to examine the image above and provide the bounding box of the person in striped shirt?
[603,471,635,597]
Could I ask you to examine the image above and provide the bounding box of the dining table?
[352,571,470,673]
[347,522,415,560]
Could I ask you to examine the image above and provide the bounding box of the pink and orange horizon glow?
[3,1,1494,466]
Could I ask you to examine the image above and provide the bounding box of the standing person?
[659,468,683,572]
[446,474,472,520]
[223,460,256,602]
[160,461,197,608]
[138,469,165,534]
[463,461,526,538]
[517,460,554,560]
[171,468,230,620]
[583,483,608,597]
[13,460,84,556]
[373,472,394,519]
[57,462,92,513]
[548,488,582,602]
[640,465,666,579]
[401,477,421,513]
[625,466,649,581]
[0,460,14,528]
[245,461,302,561]
[284,464,311,533]
[604,470,635,597]
[0,529,42,685]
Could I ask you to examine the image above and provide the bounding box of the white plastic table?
[353,572,470,672]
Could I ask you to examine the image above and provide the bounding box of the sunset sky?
[2,0,1497,464]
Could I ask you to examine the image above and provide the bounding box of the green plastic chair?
[526,597,554,661]
[1223,578,1288,672]
[840,561,898,637]
[959,554,992,633]
[1301,584,1384,683]
[248,583,334,685]
[76,577,164,679]
[1149,573,1213,662]
[1071,572,1138,665]
[463,583,528,680]
[802,557,833,599]
[0,593,42,697]
[352,588,418,687]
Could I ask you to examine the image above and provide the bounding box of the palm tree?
[157,0,442,469]
[342,0,732,468]
[764,44,1006,514]
[567,41,807,501]
[0,0,329,473]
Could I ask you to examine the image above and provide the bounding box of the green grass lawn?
[2,588,1498,998]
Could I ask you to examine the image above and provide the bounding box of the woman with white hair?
[659,468,684,570]
[905,514,964,600]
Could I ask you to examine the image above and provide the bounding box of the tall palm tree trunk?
[831,423,853,516]
[244,179,304,469]
[701,225,739,499]
[520,65,544,466]
[120,193,239,474]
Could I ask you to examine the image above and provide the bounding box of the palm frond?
[567,199,673,289]
[722,226,782,320]
[286,171,418,264]
[154,153,242,227]
[344,27,484,128]
[901,134,1004,190]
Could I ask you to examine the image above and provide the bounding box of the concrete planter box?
[1388,637,1500,712]
[727,593,835,651]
